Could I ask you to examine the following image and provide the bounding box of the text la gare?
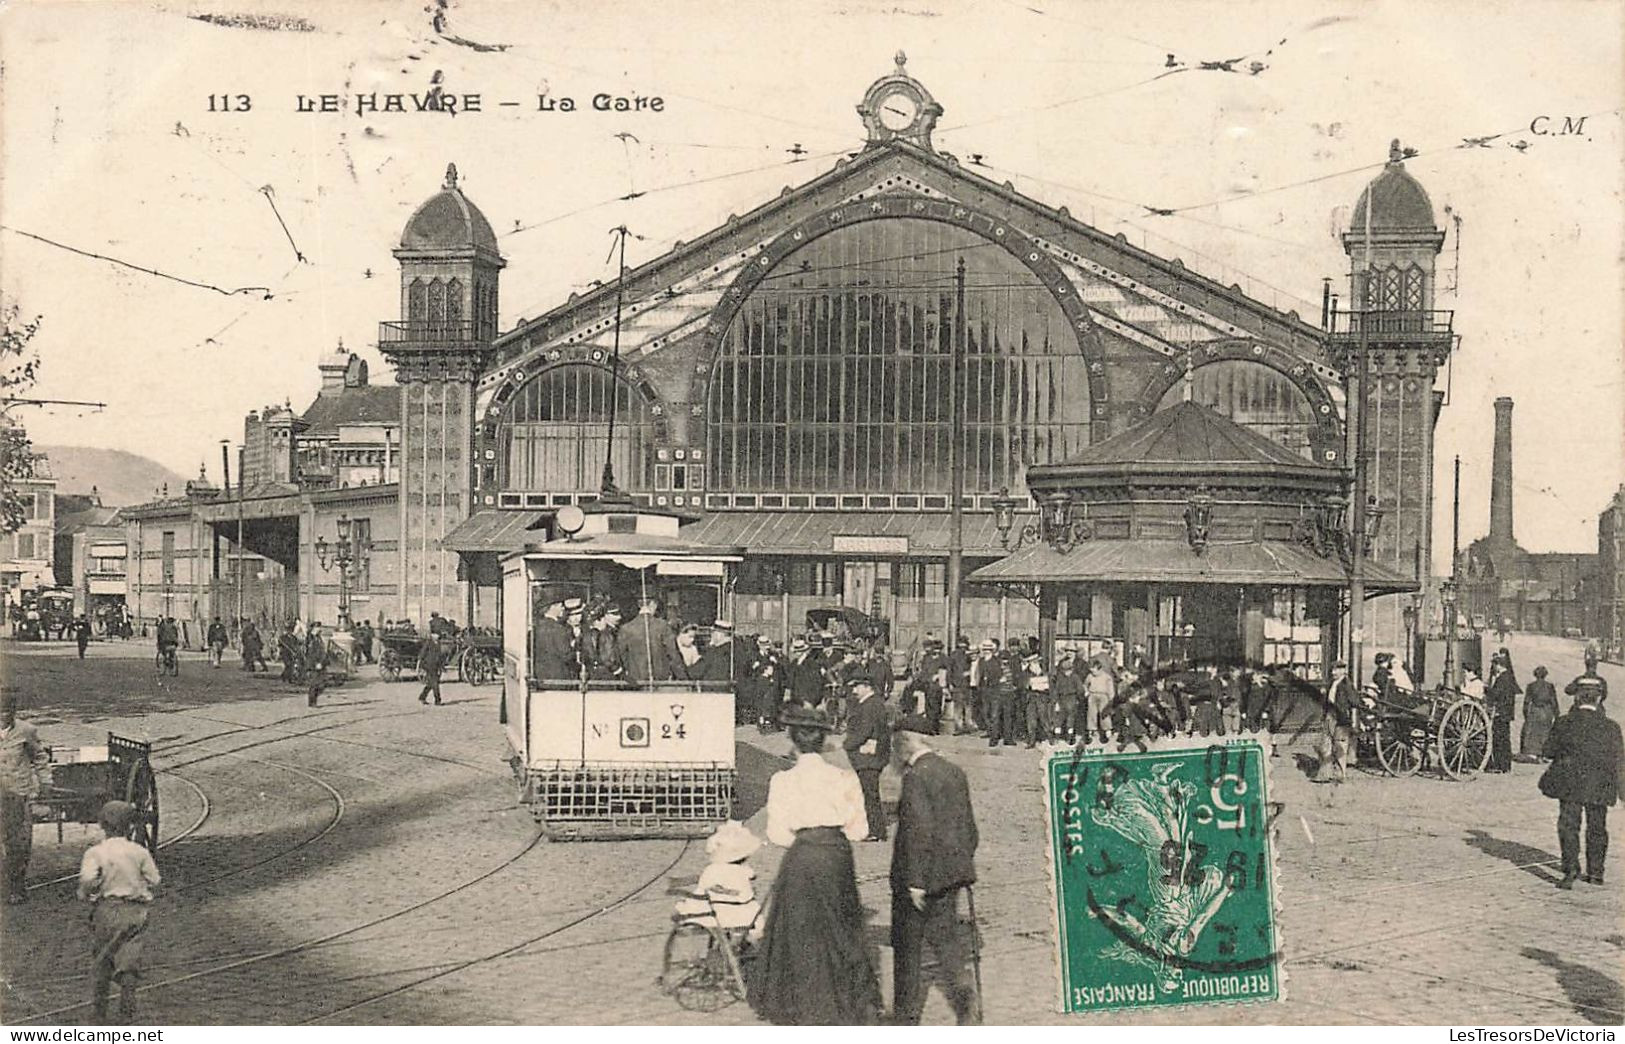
[538,93,664,112]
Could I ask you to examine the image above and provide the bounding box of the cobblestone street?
[1,633,1620,1025]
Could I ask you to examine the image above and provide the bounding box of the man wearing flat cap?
[889,715,979,1024]
[78,800,161,1023]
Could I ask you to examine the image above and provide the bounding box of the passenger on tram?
[695,620,746,683]
[533,598,578,682]
[584,599,626,681]
[621,595,679,684]
[675,624,704,679]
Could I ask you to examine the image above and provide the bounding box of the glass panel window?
[707,218,1090,495]
[1159,359,1319,461]
[499,364,655,494]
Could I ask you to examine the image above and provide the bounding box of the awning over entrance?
[443,509,553,553]
[678,511,1007,557]
[970,538,1419,594]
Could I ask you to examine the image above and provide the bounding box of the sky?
[1,0,1620,560]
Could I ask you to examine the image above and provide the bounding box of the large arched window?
[1160,360,1319,460]
[499,365,654,494]
[706,219,1091,495]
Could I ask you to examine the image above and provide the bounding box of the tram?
[501,500,744,840]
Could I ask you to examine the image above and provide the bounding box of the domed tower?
[380,163,505,623]
[1333,140,1454,665]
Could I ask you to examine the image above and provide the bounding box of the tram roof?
[504,530,745,566]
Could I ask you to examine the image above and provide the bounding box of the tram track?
[13,824,555,1024]
[297,839,693,1025]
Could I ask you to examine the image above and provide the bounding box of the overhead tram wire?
[0,226,276,299]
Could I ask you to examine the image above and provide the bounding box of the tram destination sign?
[1044,738,1282,1014]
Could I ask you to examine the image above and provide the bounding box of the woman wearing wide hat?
[748,703,881,1025]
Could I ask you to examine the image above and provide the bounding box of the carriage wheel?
[1374,718,1424,777]
[456,647,474,685]
[380,649,401,682]
[124,758,160,852]
[1436,698,1492,780]
[469,650,493,686]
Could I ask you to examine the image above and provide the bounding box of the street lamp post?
[1401,599,1418,672]
[314,514,368,632]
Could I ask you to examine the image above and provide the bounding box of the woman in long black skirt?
[749,704,881,1025]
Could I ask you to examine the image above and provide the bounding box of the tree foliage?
[1,303,44,534]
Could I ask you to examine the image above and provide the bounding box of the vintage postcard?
[0,0,1620,1030]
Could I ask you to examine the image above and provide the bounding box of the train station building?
[126,57,1455,672]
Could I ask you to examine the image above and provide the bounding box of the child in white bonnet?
[676,820,763,934]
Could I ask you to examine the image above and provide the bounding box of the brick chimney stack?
[1490,396,1515,545]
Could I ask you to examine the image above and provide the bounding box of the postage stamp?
[1044,737,1282,1014]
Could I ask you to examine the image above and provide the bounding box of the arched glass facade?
[499,365,654,494]
[706,219,1092,495]
[1159,359,1318,460]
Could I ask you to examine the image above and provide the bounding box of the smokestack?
[1490,397,1515,545]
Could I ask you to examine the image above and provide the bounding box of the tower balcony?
[1328,309,1453,340]
[1327,309,1456,370]
[378,319,482,350]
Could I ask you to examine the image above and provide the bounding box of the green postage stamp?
[1044,738,1282,1014]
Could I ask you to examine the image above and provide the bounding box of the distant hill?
[33,446,189,506]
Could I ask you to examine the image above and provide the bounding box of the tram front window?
[527,563,727,688]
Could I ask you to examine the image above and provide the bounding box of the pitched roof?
[492,140,1327,356]
[299,386,400,434]
[971,536,1418,592]
[1057,400,1315,469]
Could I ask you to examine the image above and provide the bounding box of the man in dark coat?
[974,640,1016,747]
[695,621,746,685]
[304,623,330,707]
[785,637,826,708]
[842,678,892,842]
[948,637,973,730]
[73,614,92,659]
[741,634,784,729]
[889,716,979,1025]
[1486,650,1521,772]
[240,619,264,672]
[532,599,578,682]
[417,635,448,705]
[1541,686,1622,888]
[619,596,677,684]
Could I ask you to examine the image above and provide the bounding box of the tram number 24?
[617,717,688,748]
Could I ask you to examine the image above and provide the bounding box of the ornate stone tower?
[380,163,504,623]
[1333,140,1453,663]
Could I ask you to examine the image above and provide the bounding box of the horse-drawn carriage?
[501,502,743,840]
[34,733,159,850]
[377,626,499,685]
[1360,683,1493,779]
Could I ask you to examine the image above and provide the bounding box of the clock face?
[878,90,920,131]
